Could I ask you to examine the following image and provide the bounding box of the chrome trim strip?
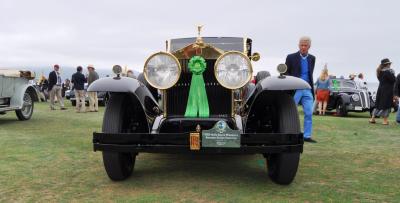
[359,92,364,108]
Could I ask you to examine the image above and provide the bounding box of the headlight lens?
[144,52,181,89]
[352,94,360,101]
[214,51,253,89]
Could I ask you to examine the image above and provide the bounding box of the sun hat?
[381,58,392,65]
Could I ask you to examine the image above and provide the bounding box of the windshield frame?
[169,37,245,53]
[330,79,357,90]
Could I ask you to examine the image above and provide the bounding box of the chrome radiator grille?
[165,59,232,117]
[359,91,370,109]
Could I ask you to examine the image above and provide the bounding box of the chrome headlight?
[214,51,253,89]
[143,52,181,89]
[352,94,360,102]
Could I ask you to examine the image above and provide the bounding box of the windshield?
[330,79,356,90]
[170,37,244,52]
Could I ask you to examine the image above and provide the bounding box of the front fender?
[11,81,38,109]
[258,75,311,91]
[244,76,310,106]
[338,93,351,104]
[88,76,141,93]
[88,76,160,118]
[242,76,310,123]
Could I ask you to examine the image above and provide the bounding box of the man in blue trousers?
[285,36,317,143]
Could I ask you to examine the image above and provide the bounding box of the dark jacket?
[375,68,396,109]
[87,70,99,86]
[394,73,400,97]
[285,51,316,97]
[48,71,57,91]
[71,72,86,90]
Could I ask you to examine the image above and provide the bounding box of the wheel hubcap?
[21,93,32,117]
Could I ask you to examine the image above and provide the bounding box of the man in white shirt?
[355,73,367,90]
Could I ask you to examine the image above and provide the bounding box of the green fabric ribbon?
[184,56,210,117]
[332,79,339,91]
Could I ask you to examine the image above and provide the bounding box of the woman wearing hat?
[369,58,396,125]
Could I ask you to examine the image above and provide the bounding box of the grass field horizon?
[1,102,399,202]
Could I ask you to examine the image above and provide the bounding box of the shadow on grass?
[313,111,371,119]
[126,154,271,185]
[0,117,21,125]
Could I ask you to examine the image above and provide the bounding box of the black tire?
[255,71,271,84]
[16,93,34,121]
[101,94,109,107]
[266,94,301,185]
[336,99,348,117]
[102,94,135,181]
[71,100,76,106]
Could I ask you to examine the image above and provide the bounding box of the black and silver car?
[66,83,109,106]
[325,78,375,116]
[88,30,310,185]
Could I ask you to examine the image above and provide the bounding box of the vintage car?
[88,28,310,185]
[323,78,375,116]
[66,83,109,106]
[0,69,38,120]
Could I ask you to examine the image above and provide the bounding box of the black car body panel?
[93,132,303,154]
[258,75,311,91]
[244,75,310,108]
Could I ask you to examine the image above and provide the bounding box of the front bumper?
[70,97,104,102]
[346,104,369,112]
[93,132,303,154]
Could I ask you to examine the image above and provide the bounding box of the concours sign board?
[202,121,241,148]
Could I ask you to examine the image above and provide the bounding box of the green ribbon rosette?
[332,79,339,91]
[184,56,210,117]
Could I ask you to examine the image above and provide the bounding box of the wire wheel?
[16,93,34,120]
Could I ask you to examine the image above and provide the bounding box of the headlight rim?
[214,51,253,90]
[143,51,182,90]
[352,94,360,102]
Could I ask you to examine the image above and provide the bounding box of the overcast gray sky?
[1,0,399,82]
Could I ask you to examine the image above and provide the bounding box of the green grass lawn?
[1,102,399,202]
